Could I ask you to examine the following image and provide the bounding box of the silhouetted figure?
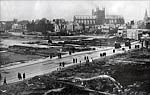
[23,73,26,80]
[59,62,62,67]
[18,73,20,80]
[100,53,103,57]
[129,45,131,49]
[113,49,115,53]
[50,55,53,59]
[69,51,71,55]
[73,58,75,63]
[18,72,22,80]
[84,56,86,60]
[3,77,7,85]
[103,52,106,57]
[76,58,77,63]
[0,73,2,80]
[122,48,125,51]
[86,56,89,60]
[62,62,65,67]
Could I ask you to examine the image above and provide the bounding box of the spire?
[144,9,148,21]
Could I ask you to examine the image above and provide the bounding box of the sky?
[0,0,150,22]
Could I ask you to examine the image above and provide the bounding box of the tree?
[146,22,150,29]
[82,23,85,31]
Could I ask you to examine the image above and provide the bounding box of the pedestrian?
[103,52,105,57]
[23,73,26,80]
[59,62,62,67]
[0,73,2,80]
[84,56,86,60]
[60,53,62,59]
[80,60,82,66]
[62,62,65,67]
[69,51,71,55]
[3,77,7,85]
[73,58,75,63]
[76,58,77,63]
[20,73,22,80]
[129,45,131,49]
[100,53,103,57]
[50,54,53,59]
[87,56,89,60]
[103,52,106,57]
[18,72,20,80]
[113,49,115,53]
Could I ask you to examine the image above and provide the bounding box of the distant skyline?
[0,0,150,22]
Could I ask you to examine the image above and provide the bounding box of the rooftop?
[105,15,124,19]
[74,15,96,19]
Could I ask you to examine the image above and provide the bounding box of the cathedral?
[74,7,125,27]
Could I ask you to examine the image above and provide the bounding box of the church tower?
[144,9,148,21]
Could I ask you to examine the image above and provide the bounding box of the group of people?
[2,72,26,85]
[84,56,89,60]
[58,53,62,59]
[18,72,26,80]
[3,77,7,85]
[59,62,65,67]
[100,52,107,57]
[84,56,92,63]
[135,45,140,49]
[73,58,78,63]
[57,62,65,70]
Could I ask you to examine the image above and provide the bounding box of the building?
[92,7,105,25]
[126,29,143,40]
[144,9,150,29]
[127,29,139,40]
[0,22,5,33]
[105,15,124,24]
[74,7,125,27]
[73,15,96,28]
[11,20,29,32]
[53,19,67,32]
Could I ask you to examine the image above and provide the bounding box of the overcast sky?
[0,0,150,22]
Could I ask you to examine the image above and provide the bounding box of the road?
[0,41,140,85]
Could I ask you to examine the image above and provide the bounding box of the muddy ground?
[1,48,150,95]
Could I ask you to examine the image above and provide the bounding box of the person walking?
[87,56,89,60]
[19,72,22,80]
[0,73,2,81]
[3,77,7,85]
[76,58,77,63]
[59,62,62,67]
[73,58,75,63]
[62,62,65,67]
[100,53,102,57]
[18,72,20,80]
[23,73,26,80]
[129,45,131,49]
[84,56,86,60]
[113,49,115,53]
[50,54,53,59]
